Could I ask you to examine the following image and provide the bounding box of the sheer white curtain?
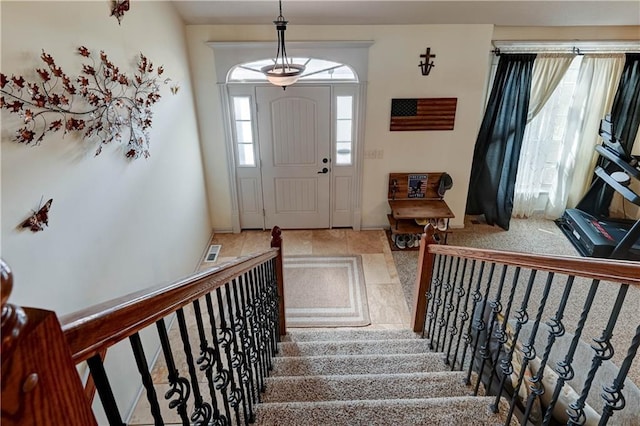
[546,54,625,218]
[513,54,576,217]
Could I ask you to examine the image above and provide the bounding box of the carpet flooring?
[255,329,511,426]
[283,255,370,327]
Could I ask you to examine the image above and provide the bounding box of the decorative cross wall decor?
[419,47,436,76]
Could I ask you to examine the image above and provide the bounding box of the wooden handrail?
[412,224,640,332]
[428,244,640,286]
[61,248,279,363]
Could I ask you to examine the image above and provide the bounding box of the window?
[229,58,357,82]
[336,96,353,165]
[514,56,582,216]
[232,96,255,166]
[529,56,582,193]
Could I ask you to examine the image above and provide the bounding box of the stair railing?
[413,225,640,426]
[1,226,285,426]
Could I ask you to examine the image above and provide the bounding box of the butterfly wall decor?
[21,198,53,232]
[111,0,130,25]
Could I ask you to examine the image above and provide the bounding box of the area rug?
[283,255,370,327]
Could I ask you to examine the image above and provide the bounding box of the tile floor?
[198,229,412,330]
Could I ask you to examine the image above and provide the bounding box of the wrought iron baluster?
[205,292,234,424]
[224,280,253,424]
[445,258,468,366]
[253,265,273,373]
[176,307,213,425]
[452,259,476,371]
[487,266,521,396]
[215,287,244,425]
[156,318,191,425]
[192,298,227,426]
[423,253,443,340]
[244,268,266,395]
[474,264,509,396]
[87,354,125,426]
[256,263,275,370]
[505,272,555,424]
[466,262,496,389]
[129,332,164,425]
[567,284,629,425]
[522,275,574,423]
[427,255,447,347]
[542,278,601,425]
[492,269,537,414]
[600,323,640,425]
[437,256,458,352]
[266,260,280,352]
[232,277,258,417]
[460,261,486,379]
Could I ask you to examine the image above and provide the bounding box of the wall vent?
[204,244,222,263]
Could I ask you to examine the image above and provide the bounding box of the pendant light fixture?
[261,0,305,89]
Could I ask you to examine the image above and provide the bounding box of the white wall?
[186,24,494,229]
[1,0,210,312]
[1,1,210,420]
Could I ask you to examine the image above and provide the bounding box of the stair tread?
[278,338,432,357]
[255,396,510,426]
[263,371,474,403]
[282,329,420,342]
[271,352,448,376]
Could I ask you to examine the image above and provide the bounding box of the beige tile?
[281,230,313,255]
[361,253,392,285]
[241,230,272,255]
[211,233,245,258]
[366,283,412,325]
[384,251,401,284]
[311,229,348,255]
[346,230,385,254]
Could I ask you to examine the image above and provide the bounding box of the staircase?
[254,329,511,425]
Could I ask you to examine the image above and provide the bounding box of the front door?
[257,86,331,229]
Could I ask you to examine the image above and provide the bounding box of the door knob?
[317,167,329,174]
[322,158,329,163]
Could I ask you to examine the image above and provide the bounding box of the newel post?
[270,226,286,336]
[1,259,97,426]
[412,225,438,333]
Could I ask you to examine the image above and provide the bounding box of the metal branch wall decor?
[0,47,170,160]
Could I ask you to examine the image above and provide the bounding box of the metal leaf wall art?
[0,47,170,160]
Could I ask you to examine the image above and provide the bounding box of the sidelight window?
[336,96,353,165]
[232,96,255,166]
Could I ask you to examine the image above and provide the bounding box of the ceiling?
[172,1,640,26]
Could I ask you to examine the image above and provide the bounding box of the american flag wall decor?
[390,98,457,131]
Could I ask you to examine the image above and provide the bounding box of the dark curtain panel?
[576,53,640,217]
[466,54,536,230]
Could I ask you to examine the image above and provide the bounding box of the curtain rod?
[492,40,640,55]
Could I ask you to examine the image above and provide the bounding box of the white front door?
[257,86,331,229]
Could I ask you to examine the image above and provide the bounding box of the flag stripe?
[390,97,457,131]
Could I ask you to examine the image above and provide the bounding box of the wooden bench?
[387,172,454,246]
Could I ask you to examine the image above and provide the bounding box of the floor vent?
[204,245,222,263]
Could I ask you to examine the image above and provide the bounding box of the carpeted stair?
[254,329,512,425]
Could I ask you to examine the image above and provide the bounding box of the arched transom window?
[229,58,357,83]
